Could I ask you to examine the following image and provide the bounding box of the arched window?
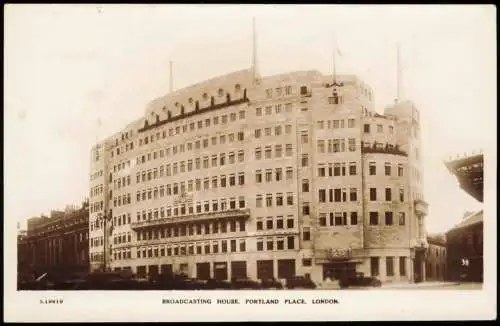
[235,84,241,92]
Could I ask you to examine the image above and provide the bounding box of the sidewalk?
[380,281,460,289]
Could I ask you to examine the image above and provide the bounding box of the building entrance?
[257,260,273,280]
[230,261,247,280]
[214,262,228,280]
[322,262,356,281]
[196,262,211,280]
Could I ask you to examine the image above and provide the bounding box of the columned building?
[89,67,428,284]
[17,201,89,283]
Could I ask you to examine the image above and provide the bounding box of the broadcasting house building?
[89,40,429,284]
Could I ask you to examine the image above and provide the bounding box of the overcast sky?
[4,5,495,234]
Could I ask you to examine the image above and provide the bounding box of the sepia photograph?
[4,4,496,322]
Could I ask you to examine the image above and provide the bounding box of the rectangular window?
[348,138,356,152]
[350,188,357,201]
[275,126,282,136]
[257,239,264,251]
[385,212,394,225]
[267,238,273,251]
[398,164,404,177]
[350,212,358,225]
[399,188,405,202]
[385,163,391,176]
[319,189,326,203]
[302,179,309,192]
[386,257,394,276]
[302,202,310,215]
[369,212,379,225]
[255,170,262,183]
[385,188,392,201]
[364,124,370,133]
[286,144,293,156]
[369,162,376,175]
[255,129,261,138]
[399,257,407,276]
[287,236,295,249]
[399,212,406,225]
[302,154,308,167]
[370,257,380,277]
[319,213,327,226]
[256,107,262,116]
[303,227,311,241]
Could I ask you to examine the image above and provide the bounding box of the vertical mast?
[252,17,259,82]
[169,61,174,93]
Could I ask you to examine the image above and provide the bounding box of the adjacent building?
[425,234,446,281]
[89,63,428,284]
[17,201,90,281]
[444,153,484,282]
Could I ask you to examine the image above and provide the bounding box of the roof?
[448,210,483,233]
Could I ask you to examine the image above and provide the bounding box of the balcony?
[414,199,429,217]
[130,209,251,230]
[361,141,408,157]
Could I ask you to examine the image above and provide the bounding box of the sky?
[4,4,496,234]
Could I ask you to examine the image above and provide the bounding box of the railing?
[361,141,408,157]
[130,209,251,229]
[139,97,250,133]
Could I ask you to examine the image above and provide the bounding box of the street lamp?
[96,210,113,272]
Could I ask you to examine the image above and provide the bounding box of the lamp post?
[97,210,113,272]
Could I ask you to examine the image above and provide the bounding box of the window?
[275,126,282,136]
[266,217,273,230]
[287,192,294,205]
[302,202,310,215]
[364,124,370,133]
[319,189,326,203]
[239,240,246,252]
[348,119,355,128]
[286,144,293,156]
[370,257,380,276]
[265,128,271,137]
[369,162,376,175]
[350,212,358,225]
[398,164,404,177]
[386,257,394,276]
[349,162,357,176]
[385,163,391,176]
[285,124,292,134]
[256,195,263,208]
[348,138,356,152]
[399,212,406,225]
[275,168,282,181]
[275,145,282,158]
[276,193,283,206]
[257,239,264,251]
[255,129,261,138]
[399,188,405,202]
[399,257,407,276]
[256,219,263,230]
[377,124,383,133]
[389,125,394,134]
[301,132,308,144]
[255,170,262,183]
[266,194,273,207]
[369,212,379,225]
[385,188,392,201]
[238,150,244,162]
[385,212,393,225]
[255,147,262,160]
[265,146,272,159]
[266,238,274,250]
[317,140,325,153]
[256,107,262,116]
[265,106,272,115]
[287,236,295,249]
[370,188,377,201]
[265,169,272,182]
[302,154,309,167]
[302,179,309,192]
[303,227,311,241]
[276,216,284,229]
[238,173,245,185]
[350,188,357,201]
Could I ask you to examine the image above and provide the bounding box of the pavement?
[317,281,483,290]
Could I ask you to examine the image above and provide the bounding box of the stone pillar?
[421,260,426,282]
[408,258,414,283]
[379,257,387,282]
[273,259,278,279]
[227,260,232,281]
[248,258,257,280]
[394,256,401,282]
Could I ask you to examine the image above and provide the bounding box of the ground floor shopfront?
[110,248,427,284]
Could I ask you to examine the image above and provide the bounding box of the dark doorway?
[148,265,159,278]
[214,262,228,280]
[277,259,296,279]
[137,265,147,278]
[196,262,211,280]
[231,261,247,280]
[257,260,274,280]
[160,264,173,276]
[322,262,356,280]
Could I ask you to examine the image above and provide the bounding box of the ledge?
[138,97,250,133]
[130,209,251,230]
[361,141,408,157]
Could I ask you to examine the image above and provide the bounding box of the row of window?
[90,184,104,198]
[254,144,294,160]
[135,151,245,184]
[369,187,405,202]
[113,160,131,173]
[135,174,246,203]
[254,124,294,138]
[111,141,135,157]
[371,256,407,277]
[255,167,295,183]
[90,201,104,214]
[317,162,358,177]
[255,193,295,208]
[135,197,247,222]
[138,110,247,149]
[316,119,357,130]
[136,219,246,240]
[112,232,133,246]
[256,215,296,231]
[256,236,296,251]
[363,123,395,134]
[367,211,406,226]
[264,86,294,99]
[317,188,359,202]
[317,212,359,227]
[90,170,103,181]
[369,161,405,177]
[317,138,357,153]
[90,236,104,248]
[135,238,248,259]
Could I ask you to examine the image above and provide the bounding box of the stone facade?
[89,68,427,284]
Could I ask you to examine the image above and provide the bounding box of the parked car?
[285,276,316,289]
[259,278,283,289]
[231,278,262,289]
[202,278,232,290]
[339,273,382,288]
